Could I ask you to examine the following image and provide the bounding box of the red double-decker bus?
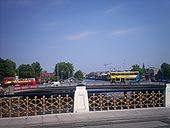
[2,77,36,90]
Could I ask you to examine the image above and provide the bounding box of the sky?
[0,0,170,73]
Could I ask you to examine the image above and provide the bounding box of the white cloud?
[65,32,97,41]
[105,5,123,14]
[111,28,146,36]
[112,30,130,36]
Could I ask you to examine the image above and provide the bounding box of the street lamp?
[148,68,151,82]
[61,71,64,80]
[148,66,155,82]
[147,64,151,82]
[104,63,112,71]
[161,69,164,81]
[16,68,19,80]
[56,64,60,81]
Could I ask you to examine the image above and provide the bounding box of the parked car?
[49,81,60,87]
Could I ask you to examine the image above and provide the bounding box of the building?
[40,71,55,82]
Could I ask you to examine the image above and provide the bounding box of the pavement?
[0,107,170,128]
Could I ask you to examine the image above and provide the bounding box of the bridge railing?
[87,84,166,111]
[0,88,75,118]
[86,82,165,86]
[0,83,168,118]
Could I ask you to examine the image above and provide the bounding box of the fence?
[87,84,166,111]
[0,87,75,118]
[88,91,164,111]
[0,83,168,118]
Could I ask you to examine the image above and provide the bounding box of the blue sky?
[0,0,170,73]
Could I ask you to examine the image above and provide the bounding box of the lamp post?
[40,71,42,84]
[56,64,60,81]
[148,66,154,82]
[161,69,164,81]
[104,63,112,71]
[147,64,151,82]
[148,68,151,82]
[17,68,19,80]
[61,71,64,80]
[57,64,59,81]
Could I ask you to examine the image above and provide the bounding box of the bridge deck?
[11,82,165,95]
[0,107,170,128]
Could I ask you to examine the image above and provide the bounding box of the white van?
[50,81,60,87]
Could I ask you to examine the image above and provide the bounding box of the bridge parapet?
[0,83,168,118]
[0,87,75,118]
[88,90,165,111]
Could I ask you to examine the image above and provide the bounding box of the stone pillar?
[74,85,89,113]
[166,83,170,107]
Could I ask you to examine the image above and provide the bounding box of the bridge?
[0,82,170,127]
[13,82,166,95]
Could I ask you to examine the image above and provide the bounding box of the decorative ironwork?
[0,95,73,118]
[88,91,164,111]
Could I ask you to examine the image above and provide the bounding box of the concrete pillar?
[74,85,89,113]
[166,83,170,107]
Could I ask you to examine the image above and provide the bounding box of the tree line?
[54,62,83,81]
[157,63,170,80]
[131,63,170,81]
[0,58,83,82]
[1,57,169,83]
[0,58,42,82]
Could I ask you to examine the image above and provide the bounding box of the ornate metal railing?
[0,93,74,118]
[0,83,167,118]
[88,84,166,111]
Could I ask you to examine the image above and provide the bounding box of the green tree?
[0,58,16,82]
[74,70,84,80]
[161,63,170,80]
[66,63,74,78]
[55,62,74,80]
[31,62,42,80]
[131,64,140,71]
[157,69,163,80]
[18,64,35,78]
[0,58,4,81]
[131,64,145,77]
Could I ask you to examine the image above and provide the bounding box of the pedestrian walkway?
[0,107,170,128]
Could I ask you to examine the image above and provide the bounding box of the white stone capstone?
[74,86,89,113]
[166,83,170,107]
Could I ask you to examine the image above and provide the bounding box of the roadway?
[11,82,165,96]
[0,107,170,128]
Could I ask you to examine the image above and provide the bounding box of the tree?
[131,64,140,71]
[66,63,74,78]
[157,69,163,80]
[55,62,74,80]
[18,64,35,78]
[131,64,145,77]
[161,63,170,80]
[0,58,16,82]
[74,70,84,80]
[31,62,42,80]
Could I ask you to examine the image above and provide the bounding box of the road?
[0,107,170,128]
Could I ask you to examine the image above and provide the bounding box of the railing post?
[166,83,170,107]
[74,85,89,113]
